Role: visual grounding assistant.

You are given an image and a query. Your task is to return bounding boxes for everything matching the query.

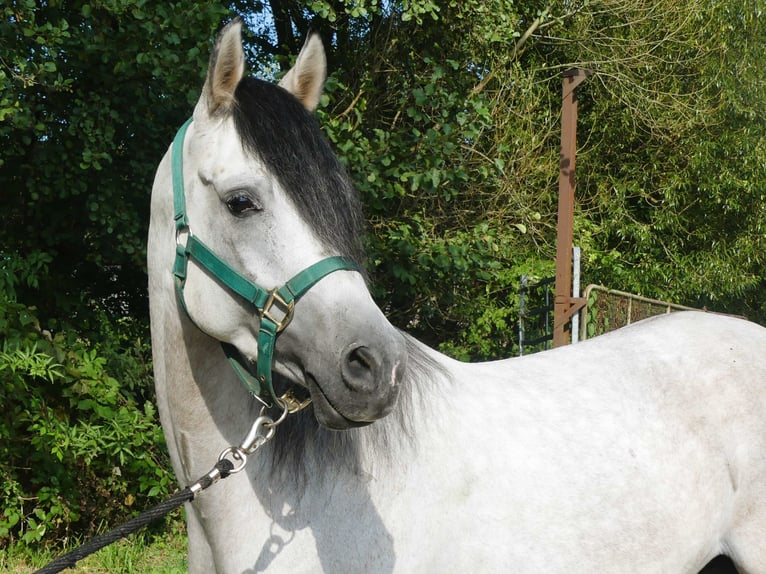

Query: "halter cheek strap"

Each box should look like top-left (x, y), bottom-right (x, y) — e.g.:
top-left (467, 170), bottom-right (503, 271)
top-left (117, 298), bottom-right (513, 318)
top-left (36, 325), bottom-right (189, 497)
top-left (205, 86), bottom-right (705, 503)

top-left (170, 118), bottom-right (359, 404)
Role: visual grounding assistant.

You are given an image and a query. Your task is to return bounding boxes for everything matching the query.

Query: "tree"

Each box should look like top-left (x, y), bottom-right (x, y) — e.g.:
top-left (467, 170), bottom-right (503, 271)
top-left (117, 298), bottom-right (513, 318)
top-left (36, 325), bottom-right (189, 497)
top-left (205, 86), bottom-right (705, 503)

top-left (548, 0), bottom-right (766, 320)
top-left (1, 1), bottom-right (230, 327)
top-left (4, 0), bottom-right (764, 349)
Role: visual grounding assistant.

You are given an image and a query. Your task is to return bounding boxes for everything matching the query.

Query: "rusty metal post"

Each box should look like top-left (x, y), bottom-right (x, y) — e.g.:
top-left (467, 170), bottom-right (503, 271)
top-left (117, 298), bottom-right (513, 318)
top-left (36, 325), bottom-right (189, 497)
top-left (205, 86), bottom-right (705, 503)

top-left (553, 69), bottom-right (590, 347)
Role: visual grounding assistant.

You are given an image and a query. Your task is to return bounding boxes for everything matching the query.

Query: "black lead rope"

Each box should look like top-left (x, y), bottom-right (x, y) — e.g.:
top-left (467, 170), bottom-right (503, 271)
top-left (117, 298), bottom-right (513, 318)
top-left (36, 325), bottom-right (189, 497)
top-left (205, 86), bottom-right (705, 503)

top-left (34, 459), bottom-right (235, 574)
top-left (34, 386), bottom-right (285, 573)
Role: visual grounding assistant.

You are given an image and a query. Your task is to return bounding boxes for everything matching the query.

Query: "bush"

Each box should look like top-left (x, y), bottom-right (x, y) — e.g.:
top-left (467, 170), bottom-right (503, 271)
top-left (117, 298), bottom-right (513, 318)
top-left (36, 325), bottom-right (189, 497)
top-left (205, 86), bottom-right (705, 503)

top-left (0, 253), bottom-right (174, 550)
top-left (319, 56), bottom-right (555, 360)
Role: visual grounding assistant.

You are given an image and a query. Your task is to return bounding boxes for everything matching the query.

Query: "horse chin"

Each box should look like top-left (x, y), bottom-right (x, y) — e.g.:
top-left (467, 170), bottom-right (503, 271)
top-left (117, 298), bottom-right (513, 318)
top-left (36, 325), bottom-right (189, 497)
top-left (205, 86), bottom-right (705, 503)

top-left (305, 375), bottom-right (375, 431)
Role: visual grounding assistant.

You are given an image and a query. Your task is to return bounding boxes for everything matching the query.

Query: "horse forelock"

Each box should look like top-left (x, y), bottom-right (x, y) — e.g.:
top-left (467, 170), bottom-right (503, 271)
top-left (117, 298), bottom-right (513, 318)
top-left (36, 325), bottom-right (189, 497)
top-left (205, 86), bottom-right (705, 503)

top-left (231, 77), bottom-right (366, 265)
top-left (266, 334), bottom-right (450, 493)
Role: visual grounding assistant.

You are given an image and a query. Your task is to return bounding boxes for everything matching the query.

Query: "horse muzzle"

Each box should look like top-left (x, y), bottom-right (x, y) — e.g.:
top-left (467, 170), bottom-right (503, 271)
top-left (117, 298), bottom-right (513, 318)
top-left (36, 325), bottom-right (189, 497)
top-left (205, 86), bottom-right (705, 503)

top-left (306, 339), bottom-right (407, 430)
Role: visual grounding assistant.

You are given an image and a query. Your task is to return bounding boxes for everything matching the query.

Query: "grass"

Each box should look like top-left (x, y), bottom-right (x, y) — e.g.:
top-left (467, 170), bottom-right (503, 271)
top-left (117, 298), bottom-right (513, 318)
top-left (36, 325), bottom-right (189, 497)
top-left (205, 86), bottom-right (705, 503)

top-left (1, 522), bottom-right (188, 574)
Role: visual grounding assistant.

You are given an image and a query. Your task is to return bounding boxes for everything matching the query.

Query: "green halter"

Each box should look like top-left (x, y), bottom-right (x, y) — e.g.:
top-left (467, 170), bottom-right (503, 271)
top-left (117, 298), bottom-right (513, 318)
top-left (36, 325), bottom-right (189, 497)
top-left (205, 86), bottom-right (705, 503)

top-left (170, 118), bottom-right (359, 405)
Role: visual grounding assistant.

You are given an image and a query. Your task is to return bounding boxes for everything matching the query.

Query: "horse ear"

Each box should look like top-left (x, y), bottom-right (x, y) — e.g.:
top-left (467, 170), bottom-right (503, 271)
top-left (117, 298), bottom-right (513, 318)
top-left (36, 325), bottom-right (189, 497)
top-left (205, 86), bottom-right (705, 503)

top-left (198, 18), bottom-right (245, 117)
top-left (278, 33), bottom-right (326, 113)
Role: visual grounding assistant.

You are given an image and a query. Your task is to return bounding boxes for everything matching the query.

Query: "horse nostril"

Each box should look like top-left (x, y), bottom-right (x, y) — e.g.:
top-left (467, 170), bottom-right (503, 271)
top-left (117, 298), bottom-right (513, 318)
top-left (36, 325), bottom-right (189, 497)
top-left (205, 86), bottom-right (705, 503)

top-left (349, 346), bottom-right (373, 370)
top-left (342, 345), bottom-right (380, 392)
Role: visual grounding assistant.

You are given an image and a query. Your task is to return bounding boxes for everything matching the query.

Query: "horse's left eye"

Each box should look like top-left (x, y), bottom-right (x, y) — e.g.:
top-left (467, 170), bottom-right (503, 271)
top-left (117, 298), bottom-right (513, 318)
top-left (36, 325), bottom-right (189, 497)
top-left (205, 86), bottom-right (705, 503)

top-left (226, 195), bottom-right (259, 215)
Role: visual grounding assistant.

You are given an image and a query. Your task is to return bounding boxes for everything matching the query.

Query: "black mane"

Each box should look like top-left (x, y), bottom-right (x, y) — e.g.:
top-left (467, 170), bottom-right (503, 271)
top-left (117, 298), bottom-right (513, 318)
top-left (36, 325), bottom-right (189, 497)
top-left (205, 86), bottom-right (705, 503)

top-left (232, 77), bottom-right (365, 264)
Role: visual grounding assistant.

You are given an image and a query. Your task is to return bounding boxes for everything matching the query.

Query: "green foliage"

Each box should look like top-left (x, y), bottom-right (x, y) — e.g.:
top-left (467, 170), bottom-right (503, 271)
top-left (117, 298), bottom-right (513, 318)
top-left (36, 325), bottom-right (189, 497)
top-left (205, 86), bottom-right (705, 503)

top-left (235, 0), bottom-right (766, 355)
top-left (4, 0), bottom-right (763, 354)
top-left (554, 0), bottom-right (766, 320)
top-left (0, 0), bottom-right (231, 324)
top-left (307, 3), bottom-right (557, 358)
top-left (0, 254), bottom-right (173, 550)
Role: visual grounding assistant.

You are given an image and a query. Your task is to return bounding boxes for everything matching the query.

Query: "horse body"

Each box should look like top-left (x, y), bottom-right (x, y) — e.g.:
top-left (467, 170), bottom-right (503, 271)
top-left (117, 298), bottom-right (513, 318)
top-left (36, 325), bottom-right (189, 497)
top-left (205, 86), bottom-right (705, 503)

top-left (149, 20), bottom-right (766, 574)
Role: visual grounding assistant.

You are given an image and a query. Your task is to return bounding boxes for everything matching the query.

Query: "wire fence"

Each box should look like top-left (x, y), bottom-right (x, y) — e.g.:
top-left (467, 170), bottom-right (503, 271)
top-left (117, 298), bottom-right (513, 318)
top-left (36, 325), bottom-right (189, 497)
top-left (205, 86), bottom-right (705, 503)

top-left (580, 285), bottom-right (697, 340)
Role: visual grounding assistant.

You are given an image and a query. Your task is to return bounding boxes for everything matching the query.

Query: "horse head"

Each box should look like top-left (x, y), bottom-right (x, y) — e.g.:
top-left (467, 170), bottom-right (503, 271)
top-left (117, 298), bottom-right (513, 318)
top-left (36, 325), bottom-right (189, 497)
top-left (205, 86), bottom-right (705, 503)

top-left (158, 19), bottom-right (407, 430)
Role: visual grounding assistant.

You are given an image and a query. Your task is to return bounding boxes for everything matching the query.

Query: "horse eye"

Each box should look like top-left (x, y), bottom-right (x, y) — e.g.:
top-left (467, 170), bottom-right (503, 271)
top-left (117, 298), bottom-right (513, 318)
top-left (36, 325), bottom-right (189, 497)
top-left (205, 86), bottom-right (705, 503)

top-left (226, 195), bottom-right (259, 215)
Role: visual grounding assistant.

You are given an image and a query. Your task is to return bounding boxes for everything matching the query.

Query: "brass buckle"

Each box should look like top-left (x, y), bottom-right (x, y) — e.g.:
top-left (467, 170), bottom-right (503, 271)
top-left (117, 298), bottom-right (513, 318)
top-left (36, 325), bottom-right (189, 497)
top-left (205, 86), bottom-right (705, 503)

top-left (277, 388), bottom-right (313, 414)
top-left (261, 288), bottom-right (295, 332)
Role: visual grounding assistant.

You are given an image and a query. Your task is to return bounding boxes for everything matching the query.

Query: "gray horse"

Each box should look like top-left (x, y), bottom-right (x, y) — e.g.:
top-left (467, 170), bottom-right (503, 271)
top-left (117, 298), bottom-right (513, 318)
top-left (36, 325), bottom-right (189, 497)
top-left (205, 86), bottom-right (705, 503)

top-left (148, 19), bottom-right (766, 574)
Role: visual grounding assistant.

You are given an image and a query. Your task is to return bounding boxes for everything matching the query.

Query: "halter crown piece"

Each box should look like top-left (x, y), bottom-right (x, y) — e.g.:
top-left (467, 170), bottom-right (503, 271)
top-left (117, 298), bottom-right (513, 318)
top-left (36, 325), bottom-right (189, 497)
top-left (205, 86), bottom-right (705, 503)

top-left (170, 118), bottom-right (359, 406)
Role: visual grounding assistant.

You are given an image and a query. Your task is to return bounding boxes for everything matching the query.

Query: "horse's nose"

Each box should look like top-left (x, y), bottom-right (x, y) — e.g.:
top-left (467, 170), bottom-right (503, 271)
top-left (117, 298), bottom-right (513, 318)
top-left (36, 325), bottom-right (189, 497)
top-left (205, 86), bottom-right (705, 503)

top-left (341, 344), bottom-right (388, 393)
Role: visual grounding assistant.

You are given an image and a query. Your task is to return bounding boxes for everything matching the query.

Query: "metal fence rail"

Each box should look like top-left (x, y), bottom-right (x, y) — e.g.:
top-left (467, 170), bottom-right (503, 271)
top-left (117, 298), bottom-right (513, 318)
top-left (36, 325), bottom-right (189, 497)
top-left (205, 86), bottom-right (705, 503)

top-left (580, 284), bottom-right (696, 340)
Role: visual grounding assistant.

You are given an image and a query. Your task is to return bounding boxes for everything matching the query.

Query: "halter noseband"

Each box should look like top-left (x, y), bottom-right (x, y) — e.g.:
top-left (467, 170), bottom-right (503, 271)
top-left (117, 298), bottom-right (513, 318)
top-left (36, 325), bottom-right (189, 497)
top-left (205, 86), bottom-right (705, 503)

top-left (170, 118), bottom-right (359, 405)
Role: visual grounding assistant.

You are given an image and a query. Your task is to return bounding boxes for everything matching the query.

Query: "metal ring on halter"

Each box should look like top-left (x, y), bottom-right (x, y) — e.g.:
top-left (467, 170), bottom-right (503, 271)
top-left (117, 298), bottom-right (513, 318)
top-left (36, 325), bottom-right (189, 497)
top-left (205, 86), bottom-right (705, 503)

top-left (265, 398), bottom-right (290, 428)
top-left (175, 225), bottom-right (193, 250)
